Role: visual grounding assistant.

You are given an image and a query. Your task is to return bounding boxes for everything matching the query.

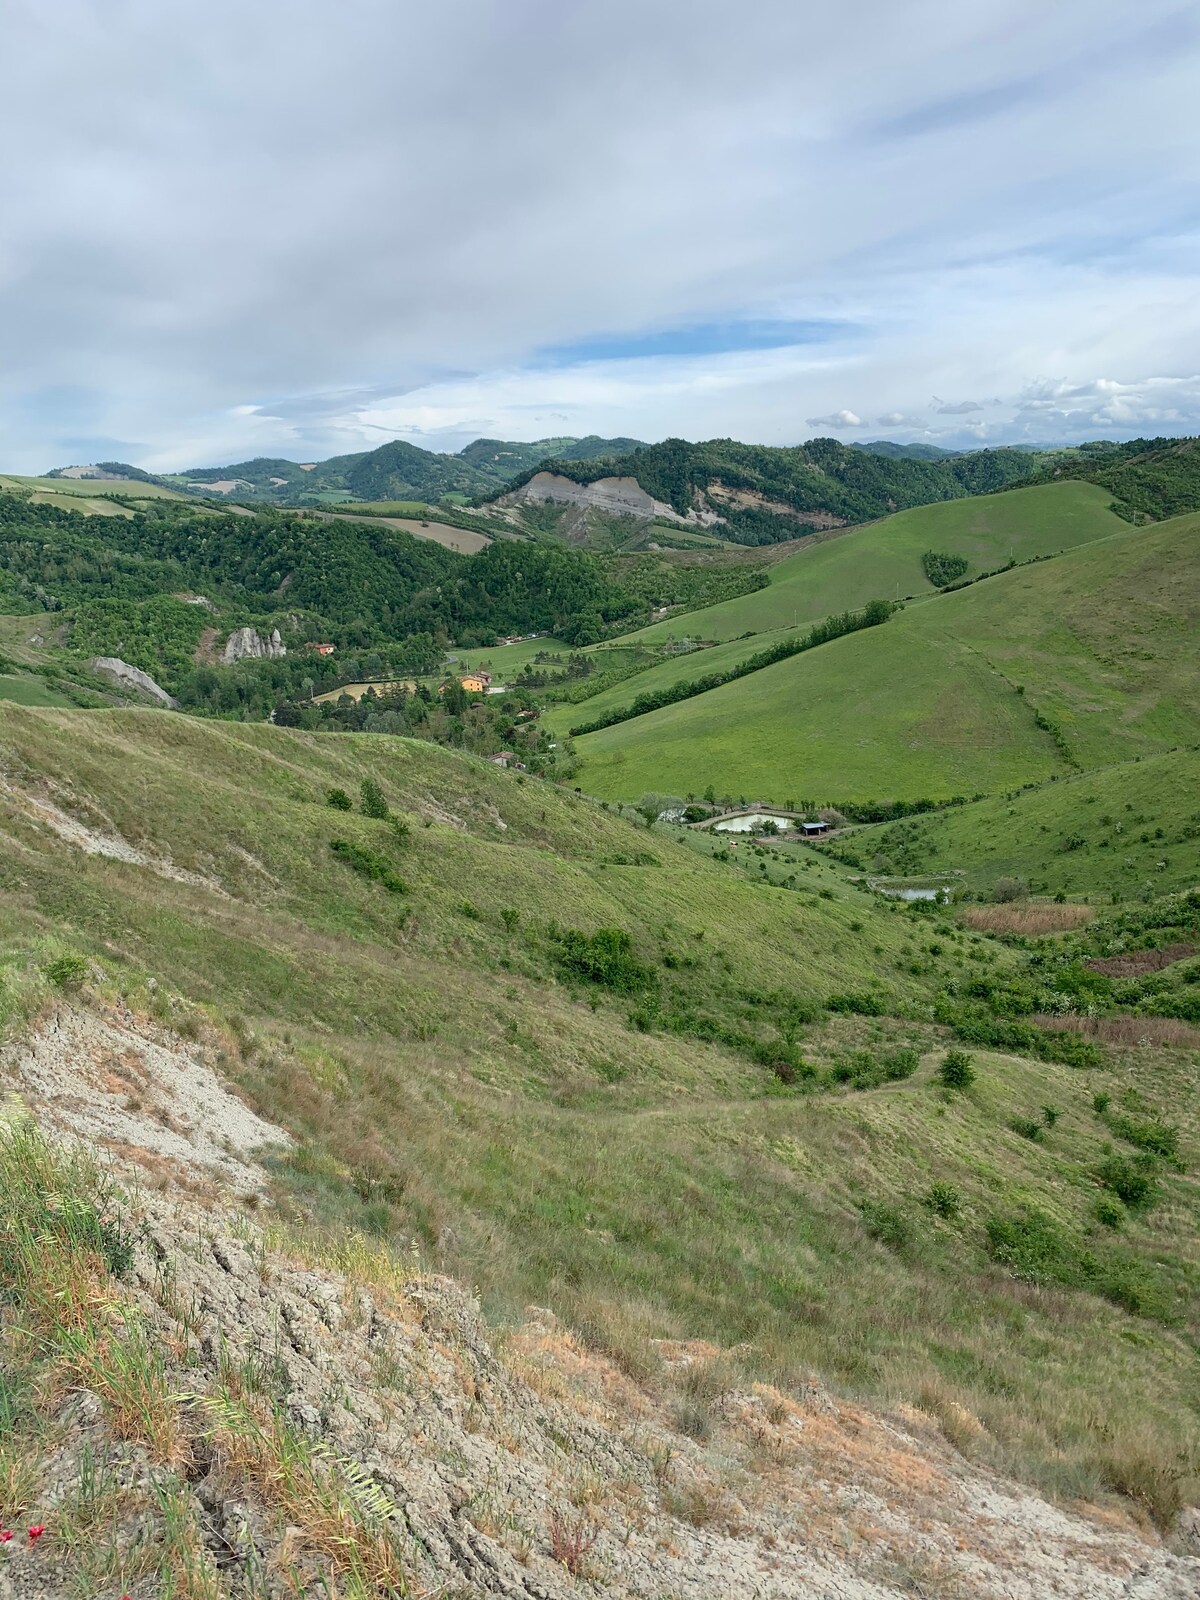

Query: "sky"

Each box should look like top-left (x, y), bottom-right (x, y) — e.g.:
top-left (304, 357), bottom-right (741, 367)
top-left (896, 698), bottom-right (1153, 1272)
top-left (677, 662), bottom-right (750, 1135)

top-left (2, 0), bottom-right (1199, 471)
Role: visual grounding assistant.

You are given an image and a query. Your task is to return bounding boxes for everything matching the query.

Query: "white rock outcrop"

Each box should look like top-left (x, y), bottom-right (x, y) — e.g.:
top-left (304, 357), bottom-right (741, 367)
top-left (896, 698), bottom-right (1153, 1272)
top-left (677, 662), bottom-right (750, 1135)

top-left (222, 625), bottom-right (286, 663)
top-left (88, 656), bottom-right (179, 708)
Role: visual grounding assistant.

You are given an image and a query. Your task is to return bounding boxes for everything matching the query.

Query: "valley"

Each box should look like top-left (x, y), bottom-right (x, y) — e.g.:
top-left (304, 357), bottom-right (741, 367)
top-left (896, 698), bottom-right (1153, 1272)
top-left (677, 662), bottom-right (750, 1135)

top-left (0, 430), bottom-right (1198, 1590)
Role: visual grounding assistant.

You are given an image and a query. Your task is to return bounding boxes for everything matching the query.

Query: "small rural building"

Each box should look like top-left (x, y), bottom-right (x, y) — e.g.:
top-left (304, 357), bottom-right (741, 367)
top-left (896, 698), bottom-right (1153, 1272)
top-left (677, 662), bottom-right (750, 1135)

top-left (801, 820), bottom-right (830, 836)
top-left (489, 751), bottom-right (516, 766)
top-left (460, 671), bottom-right (492, 694)
top-left (306, 642), bottom-right (336, 657)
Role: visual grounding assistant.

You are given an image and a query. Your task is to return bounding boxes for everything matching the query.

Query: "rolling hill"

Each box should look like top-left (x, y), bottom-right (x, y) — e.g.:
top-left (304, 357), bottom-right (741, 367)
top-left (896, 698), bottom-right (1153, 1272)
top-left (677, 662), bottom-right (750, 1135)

top-left (621, 479), bottom-right (1126, 647)
top-left (832, 747), bottom-right (1200, 899)
top-left (1, 701), bottom-right (1197, 1533)
top-left (156, 433), bottom-right (646, 505)
top-left (568, 512), bottom-right (1200, 805)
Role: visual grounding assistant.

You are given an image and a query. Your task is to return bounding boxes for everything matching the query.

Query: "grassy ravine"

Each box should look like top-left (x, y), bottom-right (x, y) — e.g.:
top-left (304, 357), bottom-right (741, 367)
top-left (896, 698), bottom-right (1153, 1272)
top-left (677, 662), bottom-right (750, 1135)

top-left (572, 512), bottom-right (1200, 804)
top-left (1, 705), bottom-right (1198, 1524)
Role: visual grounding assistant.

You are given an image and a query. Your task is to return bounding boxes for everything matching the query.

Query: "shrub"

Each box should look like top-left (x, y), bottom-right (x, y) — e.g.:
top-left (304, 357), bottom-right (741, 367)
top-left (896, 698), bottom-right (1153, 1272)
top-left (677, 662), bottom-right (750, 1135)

top-left (826, 990), bottom-right (884, 1016)
top-left (388, 816), bottom-right (411, 845)
top-left (1094, 1195), bottom-right (1125, 1228)
top-left (1105, 1114), bottom-right (1180, 1164)
top-left (329, 839), bottom-right (407, 894)
top-left (500, 907), bottom-right (520, 933)
top-left (1097, 1155), bottom-right (1159, 1210)
top-left (359, 777), bottom-right (390, 820)
top-left (1010, 1116), bottom-right (1044, 1142)
top-left (325, 787), bottom-right (353, 811)
top-left (993, 876), bottom-right (1030, 903)
top-left (1042, 1104), bottom-right (1061, 1127)
top-left (553, 926), bottom-right (653, 992)
top-left (985, 1208), bottom-right (1071, 1283)
top-left (939, 1049), bottom-right (975, 1089)
top-left (1092, 1092), bottom-right (1111, 1115)
top-left (43, 954), bottom-right (89, 991)
top-left (457, 900), bottom-right (481, 920)
top-left (924, 1182), bottom-right (961, 1217)
top-left (860, 1201), bottom-right (912, 1251)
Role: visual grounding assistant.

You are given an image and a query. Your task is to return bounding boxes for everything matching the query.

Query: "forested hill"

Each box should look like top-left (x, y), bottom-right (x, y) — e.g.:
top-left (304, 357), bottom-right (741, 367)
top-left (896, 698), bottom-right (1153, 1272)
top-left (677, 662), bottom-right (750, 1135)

top-left (1051, 434), bottom-right (1200, 522)
top-left (0, 487), bottom-right (764, 702)
top-left (153, 434), bottom-right (646, 505)
top-left (492, 436), bottom-right (1046, 542)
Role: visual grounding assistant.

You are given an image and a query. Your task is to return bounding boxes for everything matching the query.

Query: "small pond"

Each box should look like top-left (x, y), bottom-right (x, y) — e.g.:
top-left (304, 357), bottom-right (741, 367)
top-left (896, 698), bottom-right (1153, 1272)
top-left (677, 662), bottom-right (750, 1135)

top-left (711, 812), bottom-right (793, 833)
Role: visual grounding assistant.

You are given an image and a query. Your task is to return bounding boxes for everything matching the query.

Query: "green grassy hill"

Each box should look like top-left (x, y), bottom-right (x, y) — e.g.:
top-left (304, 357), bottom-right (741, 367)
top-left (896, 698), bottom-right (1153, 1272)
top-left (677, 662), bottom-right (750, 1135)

top-left (1, 703), bottom-right (1197, 1520)
top-left (570, 513), bottom-right (1200, 804)
top-left (624, 481), bottom-right (1125, 647)
top-left (835, 748), bottom-right (1200, 899)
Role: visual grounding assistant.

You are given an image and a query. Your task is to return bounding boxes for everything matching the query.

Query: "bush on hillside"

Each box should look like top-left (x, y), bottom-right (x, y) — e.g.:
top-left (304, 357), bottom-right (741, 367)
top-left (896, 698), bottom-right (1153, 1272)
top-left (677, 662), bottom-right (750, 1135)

top-left (326, 787), bottom-right (353, 811)
top-left (922, 550), bottom-right (969, 587)
top-left (329, 838), bottom-right (407, 894)
top-left (553, 926), bottom-right (653, 993)
top-left (939, 1049), bottom-right (975, 1089)
top-left (43, 954), bottom-right (89, 991)
top-left (360, 778), bottom-right (390, 820)
top-left (993, 876), bottom-right (1030, 903)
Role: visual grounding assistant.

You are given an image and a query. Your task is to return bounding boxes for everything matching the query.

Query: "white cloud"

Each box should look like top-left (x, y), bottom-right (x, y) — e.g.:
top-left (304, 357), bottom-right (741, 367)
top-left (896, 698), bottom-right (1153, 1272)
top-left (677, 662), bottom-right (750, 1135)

top-left (1, 2), bottom-right (1199, 467)
top-left (806, 409), bottom-right (863, 428)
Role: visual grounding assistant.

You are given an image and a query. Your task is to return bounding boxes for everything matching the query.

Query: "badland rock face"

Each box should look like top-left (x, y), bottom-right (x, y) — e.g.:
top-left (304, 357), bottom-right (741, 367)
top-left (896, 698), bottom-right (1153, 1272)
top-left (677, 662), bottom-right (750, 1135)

top-left (0, 1001), bottom-right (1195, 1599)
top-left (87, 656), bottom-right (179, 707)
top-left (222, 626), bottom-right (286, 663)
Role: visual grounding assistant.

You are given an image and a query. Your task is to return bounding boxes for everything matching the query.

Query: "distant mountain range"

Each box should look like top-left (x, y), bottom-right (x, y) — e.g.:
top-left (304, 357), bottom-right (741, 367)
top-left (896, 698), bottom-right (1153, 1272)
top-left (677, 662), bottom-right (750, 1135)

top-left (45, 435), bottom-right (648, 507)
top-left (43, 432), bottom-right (1200, 539)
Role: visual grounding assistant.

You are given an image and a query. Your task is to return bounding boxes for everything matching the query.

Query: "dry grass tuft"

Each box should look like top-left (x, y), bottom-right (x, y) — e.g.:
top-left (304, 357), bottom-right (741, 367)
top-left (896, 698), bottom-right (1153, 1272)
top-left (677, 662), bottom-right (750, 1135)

top-left (547, 1507), bottom-right (599, 1575)
top-left (959, 902), bottom-right (1094, 935)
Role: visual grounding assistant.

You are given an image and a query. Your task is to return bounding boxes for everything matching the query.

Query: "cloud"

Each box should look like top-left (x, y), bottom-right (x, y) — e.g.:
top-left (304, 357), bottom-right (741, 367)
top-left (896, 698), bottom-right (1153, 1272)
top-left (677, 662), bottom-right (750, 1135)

top-left (1, 2), bottom-right (1199, 468)
top-left (806, 409), bottom-right (863, 428)
top-left (933, 398), bottom-right (985, 415)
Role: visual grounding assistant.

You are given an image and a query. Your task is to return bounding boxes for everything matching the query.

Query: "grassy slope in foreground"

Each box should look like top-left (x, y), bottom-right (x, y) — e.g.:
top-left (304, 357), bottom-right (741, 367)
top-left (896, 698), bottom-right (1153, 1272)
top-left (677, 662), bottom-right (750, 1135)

top-left (621, 480), bottom-right (1125, 647)
top-left (573, 513), bottom-right (1200, 804)
top-left (0, 704), bottom-right (1197, 1514)
top-left (844, 748), bottom-right (1200, 899)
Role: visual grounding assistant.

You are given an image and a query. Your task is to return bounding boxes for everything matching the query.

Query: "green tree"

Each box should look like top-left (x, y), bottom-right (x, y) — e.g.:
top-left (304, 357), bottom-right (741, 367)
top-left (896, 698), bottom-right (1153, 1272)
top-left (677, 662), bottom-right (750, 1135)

top-left (939, 1049), bottom-right (975, 1090)
top-left (360, 778), bottom-right (390, 820)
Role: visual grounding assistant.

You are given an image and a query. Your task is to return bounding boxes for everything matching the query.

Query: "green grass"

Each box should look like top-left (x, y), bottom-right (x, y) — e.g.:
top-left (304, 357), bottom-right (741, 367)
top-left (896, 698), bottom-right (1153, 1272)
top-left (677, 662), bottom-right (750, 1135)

top-left (0, 674), bottom-right (72, 707)
top-left (0, 474), bottom-right (187, 502)
top-left (622, 481), bottom-right (1125, 647)
top-left (445, 635), bottom-right (574, 678)
top-left (840, 748), bottom-right (1200, 898)
top-left (0, 704), bottom-right (1197, 1522)
top-left (572, 514), bottom-right (1200, 804)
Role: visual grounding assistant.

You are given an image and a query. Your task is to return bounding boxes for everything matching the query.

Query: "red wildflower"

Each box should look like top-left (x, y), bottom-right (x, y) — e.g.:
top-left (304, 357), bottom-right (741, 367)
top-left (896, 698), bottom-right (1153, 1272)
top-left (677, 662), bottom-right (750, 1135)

top-left (26, 1526), bottom-right (45, 1545)
top-left (0, 1530), bottom-right (12, 1542)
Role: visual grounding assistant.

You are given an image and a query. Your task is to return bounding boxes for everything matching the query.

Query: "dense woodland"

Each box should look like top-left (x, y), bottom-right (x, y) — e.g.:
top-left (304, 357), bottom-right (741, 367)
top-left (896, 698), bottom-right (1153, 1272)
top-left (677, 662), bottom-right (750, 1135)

top-left (494, 436), bottom-right (1048, 542)
top-left (0, 490), bottom-right (764, 693)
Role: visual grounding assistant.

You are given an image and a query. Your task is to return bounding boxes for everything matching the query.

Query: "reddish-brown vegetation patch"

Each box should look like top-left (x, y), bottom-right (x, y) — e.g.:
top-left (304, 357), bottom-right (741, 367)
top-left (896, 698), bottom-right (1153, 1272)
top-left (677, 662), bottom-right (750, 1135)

top-left (960, 902), bottom-right (1095, 935)
top-left (1085, 943), bottom-right (1195, 978)
top-left (1033, 1013), bottom-right (1200, 1049)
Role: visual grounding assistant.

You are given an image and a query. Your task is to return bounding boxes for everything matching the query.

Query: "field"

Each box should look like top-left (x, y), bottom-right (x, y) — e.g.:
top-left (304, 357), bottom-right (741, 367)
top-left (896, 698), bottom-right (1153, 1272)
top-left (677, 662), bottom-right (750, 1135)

top-left (0, 474), bottom-right (189, 518)
top-left (570, 514), bottom-right (1200, 804)
top-left (322, 509), bottom-right (492, 554)
top-left (837, 748), bottom-right (1200, 899)
top-left (0, 703), bottom-right (1197, 1522)
top-left (445, 635), bottom-right (574, 677)
top-left (0, 673), bottom-right (71, 706)
top-left (622, 481), bottom-right (1125, 646)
